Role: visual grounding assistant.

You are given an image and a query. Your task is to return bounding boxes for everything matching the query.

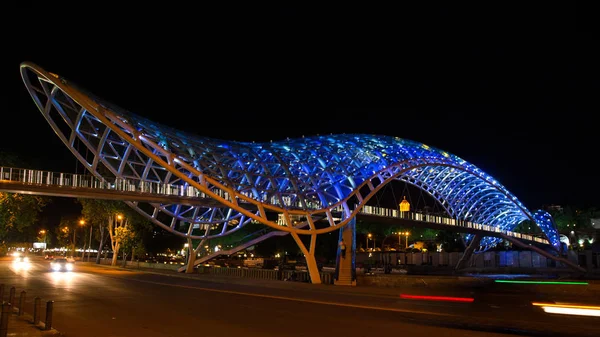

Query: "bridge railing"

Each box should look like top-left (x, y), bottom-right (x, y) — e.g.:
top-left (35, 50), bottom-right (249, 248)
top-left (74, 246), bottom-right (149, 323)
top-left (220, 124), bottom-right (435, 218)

top-left (0, 166), bottom-right (211, 199)
top-left (0, 166), bottom-right (342, 211)
top-left (358, 204), bottom-right (549, 244)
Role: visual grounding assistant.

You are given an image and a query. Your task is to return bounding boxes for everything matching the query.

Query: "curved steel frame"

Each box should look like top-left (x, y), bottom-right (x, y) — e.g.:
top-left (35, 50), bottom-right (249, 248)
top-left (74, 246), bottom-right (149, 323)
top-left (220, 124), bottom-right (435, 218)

top-left (19, 62), bottom-right (560, 253)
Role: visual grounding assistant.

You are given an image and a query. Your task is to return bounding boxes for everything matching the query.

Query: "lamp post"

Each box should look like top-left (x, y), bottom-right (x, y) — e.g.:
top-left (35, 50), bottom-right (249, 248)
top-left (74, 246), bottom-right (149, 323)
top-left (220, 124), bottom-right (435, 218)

top-left (367, 233), bottom-right (372, 251)
top-left (79, 219), bottom-right (92, 260)
top-left (72, 219), bottom-right (85, 258)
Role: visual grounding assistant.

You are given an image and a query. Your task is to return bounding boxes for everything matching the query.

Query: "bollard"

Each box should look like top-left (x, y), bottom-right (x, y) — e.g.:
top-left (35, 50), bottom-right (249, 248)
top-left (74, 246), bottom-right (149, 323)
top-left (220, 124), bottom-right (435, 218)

top-left (44, 300), bottom-right (53, 330)
top-left (18, 291), bottom-right (26, 316)
top-left (0, 302), bottom-right (11, 337)
top-left (33, 297), bottom-right (41, 325)
top-left (0, 284), bottom-right (4, 302)
top-left (8, 288), bottom-right (15, 307)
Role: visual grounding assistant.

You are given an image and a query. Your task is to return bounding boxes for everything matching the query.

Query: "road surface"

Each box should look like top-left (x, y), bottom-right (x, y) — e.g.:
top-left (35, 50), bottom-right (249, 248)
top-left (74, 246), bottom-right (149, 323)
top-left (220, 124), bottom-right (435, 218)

top-left (1, 257), bottom-right (598, 337)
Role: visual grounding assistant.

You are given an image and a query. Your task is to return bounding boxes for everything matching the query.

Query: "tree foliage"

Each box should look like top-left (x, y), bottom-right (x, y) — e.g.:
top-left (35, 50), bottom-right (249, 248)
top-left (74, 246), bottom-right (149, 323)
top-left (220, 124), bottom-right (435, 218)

top-left (551, 206), bottom-right (599, 232)
top-left (207, 221), bottom-right (265, 249)
top-left (115, 225), bottom-right (136, 265)
top-left (0, 152), bottom-right (49, 242)
top-left (0, 193), bottom-right (48, 240)
top-left (78, 199), bottom-right (152, 265)
top-left (54, 217), bottom-right (74, 248)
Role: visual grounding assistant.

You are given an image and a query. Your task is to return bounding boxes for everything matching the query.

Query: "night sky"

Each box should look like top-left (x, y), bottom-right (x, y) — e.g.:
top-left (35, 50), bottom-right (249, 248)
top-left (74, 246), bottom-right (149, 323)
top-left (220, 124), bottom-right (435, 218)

top-left (1, 4), bottom-right (593, 212)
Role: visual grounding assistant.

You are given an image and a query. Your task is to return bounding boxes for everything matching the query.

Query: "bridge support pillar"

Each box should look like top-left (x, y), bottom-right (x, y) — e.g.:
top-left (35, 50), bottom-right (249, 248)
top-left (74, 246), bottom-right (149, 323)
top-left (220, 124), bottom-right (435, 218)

top-left (335, 217), bottom-right (356, 286)
top-left (184, 237), bottom-right (205, 274)
top-left (291, 232), bottom-right (321, 284)
top-left (455, 234), bottom-right (482, 271)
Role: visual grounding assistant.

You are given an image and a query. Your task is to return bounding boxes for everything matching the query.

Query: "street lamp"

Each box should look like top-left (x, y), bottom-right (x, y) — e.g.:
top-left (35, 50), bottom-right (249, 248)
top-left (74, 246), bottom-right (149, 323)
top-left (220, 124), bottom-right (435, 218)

top-left (39, 230), bottom-right (47, 244)
top-left (367, 233), bottom-right (372, 251)
top-left (71, 219), bottom-right (85, 257)
top-left (79, 219), bottom-right (93, 261)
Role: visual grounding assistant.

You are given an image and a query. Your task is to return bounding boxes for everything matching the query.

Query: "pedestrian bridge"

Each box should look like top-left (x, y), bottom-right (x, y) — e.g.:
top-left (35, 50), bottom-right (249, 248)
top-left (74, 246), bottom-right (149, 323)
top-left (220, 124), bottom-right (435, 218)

top-left (16, 61), bottom-right (573, 283)
top-left (0, 165), bottom-right (548, 246)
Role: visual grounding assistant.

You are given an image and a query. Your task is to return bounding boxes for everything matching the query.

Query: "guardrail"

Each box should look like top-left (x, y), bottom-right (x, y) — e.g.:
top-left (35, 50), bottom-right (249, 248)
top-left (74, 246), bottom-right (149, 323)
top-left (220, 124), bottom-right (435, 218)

top-left (196, 266), bottom-right (335, 284)
top-left (358, 205), bottom-right (549, 244)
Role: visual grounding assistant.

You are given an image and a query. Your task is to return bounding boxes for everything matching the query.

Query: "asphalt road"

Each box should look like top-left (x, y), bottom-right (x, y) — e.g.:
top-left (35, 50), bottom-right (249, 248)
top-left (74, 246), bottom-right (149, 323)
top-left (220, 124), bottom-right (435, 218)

top-left (1, 257), bottom-right (599, 337)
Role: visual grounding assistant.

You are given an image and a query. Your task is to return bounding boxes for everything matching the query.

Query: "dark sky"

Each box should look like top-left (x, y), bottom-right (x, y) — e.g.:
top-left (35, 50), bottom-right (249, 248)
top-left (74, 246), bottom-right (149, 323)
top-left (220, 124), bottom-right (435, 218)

top-left (0, 3), bottom-right (594, 211)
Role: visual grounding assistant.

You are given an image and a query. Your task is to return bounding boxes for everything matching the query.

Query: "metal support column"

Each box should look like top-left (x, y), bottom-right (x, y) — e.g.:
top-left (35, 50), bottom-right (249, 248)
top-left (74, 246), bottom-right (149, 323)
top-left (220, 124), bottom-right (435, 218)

top-left (455, 234), bottom-right (482, 270)
top-left (334, 217), bottom-right (356, 286)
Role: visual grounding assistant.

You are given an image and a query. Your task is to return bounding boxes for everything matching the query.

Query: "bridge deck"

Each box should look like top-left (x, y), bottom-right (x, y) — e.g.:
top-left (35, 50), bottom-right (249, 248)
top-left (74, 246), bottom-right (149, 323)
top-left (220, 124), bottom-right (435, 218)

top-left (0, 166), bottom-right (548, 246)
top-left (0, 180), bottom-right (223, 207)
top-left (349, 205), bottom-right (549, 245)
top-left (355, 213), bottom-right (540, 242)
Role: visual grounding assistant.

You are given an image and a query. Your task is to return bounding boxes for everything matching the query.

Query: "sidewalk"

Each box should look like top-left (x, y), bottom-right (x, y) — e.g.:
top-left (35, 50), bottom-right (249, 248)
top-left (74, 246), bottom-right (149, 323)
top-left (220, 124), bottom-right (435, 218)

top-left (5, 311), bottom-right (61, 336)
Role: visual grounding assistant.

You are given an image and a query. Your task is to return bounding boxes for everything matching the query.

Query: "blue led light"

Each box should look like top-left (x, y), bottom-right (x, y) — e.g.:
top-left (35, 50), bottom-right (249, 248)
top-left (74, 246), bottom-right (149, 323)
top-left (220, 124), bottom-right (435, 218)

top-left (532, 210), bottom-right (561, 249)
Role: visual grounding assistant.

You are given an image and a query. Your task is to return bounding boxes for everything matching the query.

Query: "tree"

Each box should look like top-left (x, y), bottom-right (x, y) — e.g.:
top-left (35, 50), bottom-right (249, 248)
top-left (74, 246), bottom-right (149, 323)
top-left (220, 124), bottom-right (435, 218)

top-left (132, 244), bottom-right (147, 262)
top-left (120, 206), bottom-right (152, 263)
top-left (553, 206), bottom-right (577, 232)
top-left (513, 220), bottom-right (537, 233)
top-left (79, 199), bottom-right (120, 264)
top-left (208, 221), bottom-right (266, 250)
top-left (435, 230), bottom-right (464, 252)
top-left (0, 152), bottom-right (49, 242)
top-left (115, 226), bottom-right (135, 267)
top-left (78, 199), bottom-right (152, 265)
top-left (54, 220), bottom-right (72, 248)
top-left (0, 193), bottom-right (48, 242)
top-left (100, 202), bottom-right (151, 267)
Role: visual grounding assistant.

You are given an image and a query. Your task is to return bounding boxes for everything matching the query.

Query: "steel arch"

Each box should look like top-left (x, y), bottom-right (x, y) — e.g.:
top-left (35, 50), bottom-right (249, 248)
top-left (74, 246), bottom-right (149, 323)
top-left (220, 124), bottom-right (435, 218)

top-left (20, 62), bottom-right (560, 249)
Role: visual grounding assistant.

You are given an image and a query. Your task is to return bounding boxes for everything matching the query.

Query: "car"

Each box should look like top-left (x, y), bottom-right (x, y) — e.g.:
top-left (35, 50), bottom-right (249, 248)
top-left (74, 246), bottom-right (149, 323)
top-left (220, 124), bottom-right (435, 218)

top-left (14, 255), bottom-right (30, 263)
top-left (50, 258), bottom-right (74, 272)
top-left (44, 254), bottom-right (54, 260)
top-left (12, 255), bottom-right (32, 270)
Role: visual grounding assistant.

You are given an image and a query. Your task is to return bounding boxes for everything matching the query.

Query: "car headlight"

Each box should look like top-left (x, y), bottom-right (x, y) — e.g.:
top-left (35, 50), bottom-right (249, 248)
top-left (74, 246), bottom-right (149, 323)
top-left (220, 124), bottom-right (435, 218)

top-left (51, 264), bottom-right (61, 271)
top-left (23, 257), bottom-right (29, 262)
top-left (66, 263), bottom-right (74, 271)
